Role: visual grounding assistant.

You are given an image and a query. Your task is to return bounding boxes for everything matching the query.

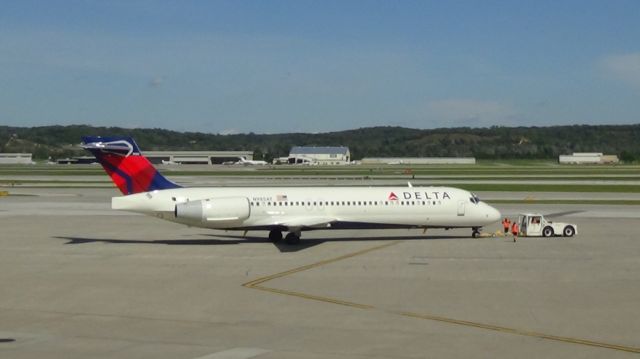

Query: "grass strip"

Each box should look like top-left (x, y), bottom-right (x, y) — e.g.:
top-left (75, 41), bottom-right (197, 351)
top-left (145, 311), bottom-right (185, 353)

top-left (0, 180), bottom-right (109, 184)
top-left (2, 165), bottom-right (640, 177)
top-left (3, 183), bottom-right (639, 194)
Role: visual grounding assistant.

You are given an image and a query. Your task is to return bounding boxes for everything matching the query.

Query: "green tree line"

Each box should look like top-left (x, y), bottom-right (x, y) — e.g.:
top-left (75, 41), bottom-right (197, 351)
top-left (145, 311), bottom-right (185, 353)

top-left (0, 124), bottom-right (638, 162)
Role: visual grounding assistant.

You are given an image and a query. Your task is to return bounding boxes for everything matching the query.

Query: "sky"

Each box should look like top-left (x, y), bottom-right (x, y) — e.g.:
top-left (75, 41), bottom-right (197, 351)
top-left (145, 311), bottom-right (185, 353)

top-left (1, 0), bottom-right (639, 134)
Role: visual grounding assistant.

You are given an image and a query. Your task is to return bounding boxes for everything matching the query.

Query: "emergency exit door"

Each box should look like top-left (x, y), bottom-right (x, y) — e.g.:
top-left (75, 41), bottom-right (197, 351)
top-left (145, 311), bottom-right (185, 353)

top-left (457, 201), bottom-right (465, 216)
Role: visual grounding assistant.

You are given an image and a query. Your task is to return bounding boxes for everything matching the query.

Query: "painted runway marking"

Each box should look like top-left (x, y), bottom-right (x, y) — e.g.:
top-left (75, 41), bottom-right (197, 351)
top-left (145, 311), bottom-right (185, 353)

top-left (192, 347), bottom-right (270, 359)
top-left (396, 311), bottom-right (640, 354)
top-left (242, 241), bottom-right (640, 354)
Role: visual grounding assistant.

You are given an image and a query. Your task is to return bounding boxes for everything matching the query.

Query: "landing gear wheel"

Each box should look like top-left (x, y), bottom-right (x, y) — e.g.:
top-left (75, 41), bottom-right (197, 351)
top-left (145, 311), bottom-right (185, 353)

top-left (563, 226), bottom-right (575, 237)
top-left (268, 229), bottom-right (283, 243)
top-left (285, 232), bottom-right (301, 245)
top-left (472, 227), bottom-right (481, 238)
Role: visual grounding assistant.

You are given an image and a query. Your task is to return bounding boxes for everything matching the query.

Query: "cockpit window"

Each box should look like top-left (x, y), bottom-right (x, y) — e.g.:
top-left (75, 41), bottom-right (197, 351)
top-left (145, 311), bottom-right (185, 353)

top-left (469, 193), bottom-right (481, 204)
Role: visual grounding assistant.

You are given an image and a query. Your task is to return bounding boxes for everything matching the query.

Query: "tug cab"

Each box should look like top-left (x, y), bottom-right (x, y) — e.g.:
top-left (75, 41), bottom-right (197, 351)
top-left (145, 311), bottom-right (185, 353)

top-left (517, 213), bottom-right (577, 237)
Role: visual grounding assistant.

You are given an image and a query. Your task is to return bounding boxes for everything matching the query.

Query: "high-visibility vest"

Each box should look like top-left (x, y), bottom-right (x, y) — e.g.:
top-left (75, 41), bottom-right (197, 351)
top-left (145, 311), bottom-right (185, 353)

top-left (511, 223), bottom-right (519, 234)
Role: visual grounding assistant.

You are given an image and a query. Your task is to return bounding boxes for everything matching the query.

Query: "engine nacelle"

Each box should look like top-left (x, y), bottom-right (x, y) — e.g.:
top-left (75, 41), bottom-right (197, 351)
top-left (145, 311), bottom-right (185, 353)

top-left (174, 197), bottom-right (250, 227)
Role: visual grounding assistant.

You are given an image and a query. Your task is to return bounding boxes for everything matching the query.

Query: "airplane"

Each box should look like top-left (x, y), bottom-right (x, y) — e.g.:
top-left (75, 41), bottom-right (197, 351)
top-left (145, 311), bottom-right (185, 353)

top-left (235, 156), bottom-right (268, 165)
top-left (81, 136), bottom-right (501, 244)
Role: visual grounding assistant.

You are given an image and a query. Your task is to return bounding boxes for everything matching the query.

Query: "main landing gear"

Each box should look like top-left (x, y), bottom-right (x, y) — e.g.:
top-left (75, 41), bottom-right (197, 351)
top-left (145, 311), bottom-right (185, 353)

top-left (268, 229), bottom-right (283, 243)
top-left (284, 232), bottom-right (301, 245)
top-left (268, 229), bottom-right (301, 245)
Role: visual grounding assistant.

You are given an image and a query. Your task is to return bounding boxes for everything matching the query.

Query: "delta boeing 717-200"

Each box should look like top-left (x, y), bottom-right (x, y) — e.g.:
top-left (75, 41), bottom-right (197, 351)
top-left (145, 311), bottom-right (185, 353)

top-left (82, 136), bottom-right (501, 244)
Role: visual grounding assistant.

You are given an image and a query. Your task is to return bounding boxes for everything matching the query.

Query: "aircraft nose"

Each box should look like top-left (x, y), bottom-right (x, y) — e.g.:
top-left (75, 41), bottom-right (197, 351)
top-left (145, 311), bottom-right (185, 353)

top-left (483, 203), bottom-right (501, 223)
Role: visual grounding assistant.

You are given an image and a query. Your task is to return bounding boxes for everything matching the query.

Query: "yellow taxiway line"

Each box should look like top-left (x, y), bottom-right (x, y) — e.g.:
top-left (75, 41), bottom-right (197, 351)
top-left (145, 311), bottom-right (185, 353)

top-left (242, 241), bottom-right (640, 354)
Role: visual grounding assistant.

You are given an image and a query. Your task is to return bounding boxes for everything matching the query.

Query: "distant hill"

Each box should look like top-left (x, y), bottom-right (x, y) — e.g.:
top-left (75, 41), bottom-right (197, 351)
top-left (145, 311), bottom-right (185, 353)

top-left (0, 124), bottom-right (638, 162)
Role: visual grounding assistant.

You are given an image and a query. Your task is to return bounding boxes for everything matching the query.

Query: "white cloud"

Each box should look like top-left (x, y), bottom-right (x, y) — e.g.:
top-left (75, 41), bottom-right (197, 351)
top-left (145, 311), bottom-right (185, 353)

top-left (148, 76), bottom-right (164, 88)
top-left (425, 99), bottom-right (518, 127)
top-left (601, 53), bottom-right (640, 87)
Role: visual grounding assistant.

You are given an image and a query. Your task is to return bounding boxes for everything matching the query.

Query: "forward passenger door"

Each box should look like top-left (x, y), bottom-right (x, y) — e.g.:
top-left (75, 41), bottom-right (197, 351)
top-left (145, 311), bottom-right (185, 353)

top-left (457, 201), bottom-right (465, 216)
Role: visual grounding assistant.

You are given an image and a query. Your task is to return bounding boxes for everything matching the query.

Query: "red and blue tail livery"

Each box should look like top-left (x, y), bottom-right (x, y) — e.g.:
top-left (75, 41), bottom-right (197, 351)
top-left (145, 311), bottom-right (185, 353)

top-left (81, 136), bottom-right (181, 195)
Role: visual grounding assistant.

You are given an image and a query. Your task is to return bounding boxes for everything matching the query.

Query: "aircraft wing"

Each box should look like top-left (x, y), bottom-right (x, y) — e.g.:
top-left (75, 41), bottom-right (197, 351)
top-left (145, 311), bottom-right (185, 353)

top-left (254, 216), bottom-right (337, 229)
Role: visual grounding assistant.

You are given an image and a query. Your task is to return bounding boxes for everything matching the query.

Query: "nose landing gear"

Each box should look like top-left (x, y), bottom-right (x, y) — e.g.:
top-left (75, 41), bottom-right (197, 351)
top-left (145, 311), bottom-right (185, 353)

top-left (472, 227), bottom-right (482, 238)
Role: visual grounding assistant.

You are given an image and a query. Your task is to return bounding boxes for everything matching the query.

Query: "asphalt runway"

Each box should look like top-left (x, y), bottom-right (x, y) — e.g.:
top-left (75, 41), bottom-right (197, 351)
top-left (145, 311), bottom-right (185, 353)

top-left (1, 188), bottom-right (639, 358)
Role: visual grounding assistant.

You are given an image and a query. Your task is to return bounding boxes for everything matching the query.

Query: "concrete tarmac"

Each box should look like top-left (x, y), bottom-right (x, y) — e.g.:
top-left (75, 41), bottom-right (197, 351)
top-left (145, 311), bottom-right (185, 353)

top-left (1, 188), bottom-right (639, 358)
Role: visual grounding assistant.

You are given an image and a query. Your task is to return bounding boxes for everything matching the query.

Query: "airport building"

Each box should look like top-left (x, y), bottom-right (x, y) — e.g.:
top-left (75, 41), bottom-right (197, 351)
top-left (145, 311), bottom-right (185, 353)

top-left (288, 146), bottom-right (351, 165)
top-left (144, 151), bottom-right (253, 165)
top-left (0, 153), bottom-right (34, 164)
top-left (361, 157), bottom-right (476, 165)
top-left (57, 156), bottom-right (97, 165)
top-left (559, 152), bottom-right (619, 164)
top-left (56, 151), bottom-right (253, 165)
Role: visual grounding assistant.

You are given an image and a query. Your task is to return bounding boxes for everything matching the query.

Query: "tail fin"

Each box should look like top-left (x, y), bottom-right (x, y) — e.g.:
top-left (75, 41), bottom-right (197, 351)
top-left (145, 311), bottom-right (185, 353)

top-left (81, 136), bottom-right (181, 195)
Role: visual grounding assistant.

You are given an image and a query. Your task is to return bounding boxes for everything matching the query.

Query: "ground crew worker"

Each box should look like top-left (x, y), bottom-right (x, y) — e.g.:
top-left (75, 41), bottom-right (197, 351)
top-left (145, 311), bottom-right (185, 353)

top-left (502, 217), bottom-right (511, 236)
top-left (511, 221), bottom-right (519, 242)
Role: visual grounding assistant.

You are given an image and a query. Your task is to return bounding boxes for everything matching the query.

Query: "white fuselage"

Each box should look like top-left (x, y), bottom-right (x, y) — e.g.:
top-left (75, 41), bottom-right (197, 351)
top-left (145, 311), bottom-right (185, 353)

top-left (112, 186), bottom-right (501, 231)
